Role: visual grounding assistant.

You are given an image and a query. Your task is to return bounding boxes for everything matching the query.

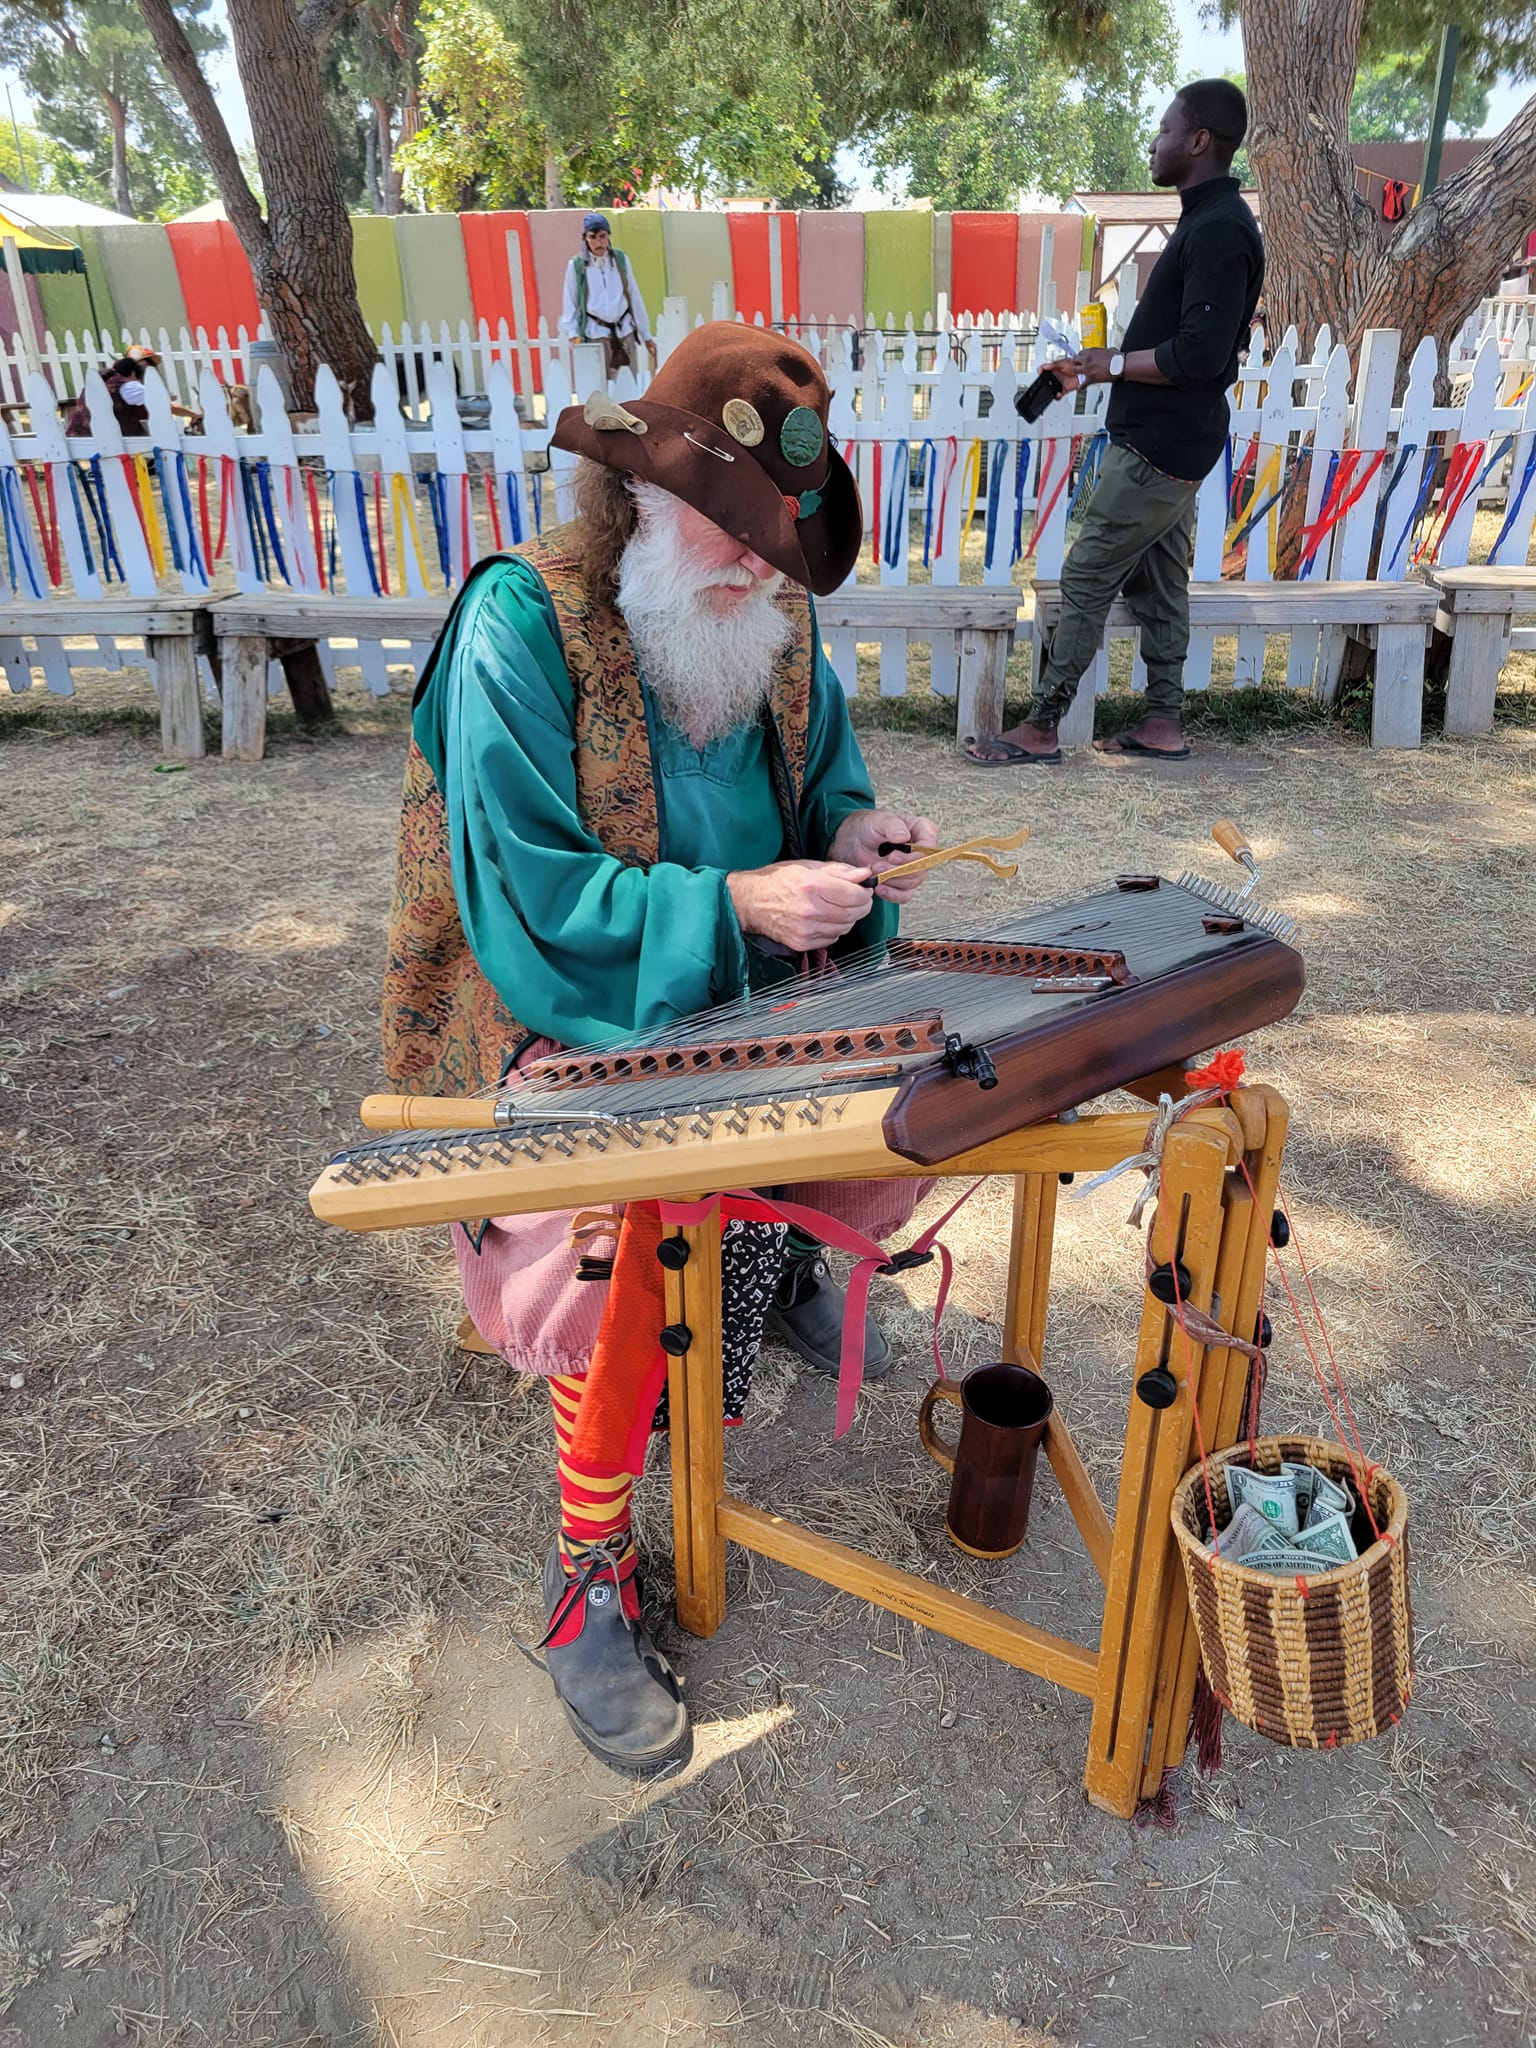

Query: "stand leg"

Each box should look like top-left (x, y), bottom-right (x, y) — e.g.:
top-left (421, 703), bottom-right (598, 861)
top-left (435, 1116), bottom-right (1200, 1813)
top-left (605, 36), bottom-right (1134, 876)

top-left (667, 1214), bottom-right (727, 1639)
top-left (1083, 1121), bottom-right (1230, 1818)
top-left (1002, 1170), bottom-right (1057, 1370)
top-left (1147, 1088), bottom-right (1289, 1789)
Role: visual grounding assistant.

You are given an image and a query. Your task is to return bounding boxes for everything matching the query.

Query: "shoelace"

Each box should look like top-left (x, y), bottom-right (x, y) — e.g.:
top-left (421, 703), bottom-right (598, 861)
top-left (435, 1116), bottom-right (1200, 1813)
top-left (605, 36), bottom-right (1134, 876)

top-left (527, 1530), bottom-right (635, 1664)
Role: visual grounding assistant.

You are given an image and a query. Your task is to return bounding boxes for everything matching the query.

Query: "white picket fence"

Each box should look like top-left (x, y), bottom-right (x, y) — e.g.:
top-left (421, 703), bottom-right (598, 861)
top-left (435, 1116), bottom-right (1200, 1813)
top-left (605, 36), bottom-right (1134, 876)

top-left (2, 315), bottom-right (1535, 709)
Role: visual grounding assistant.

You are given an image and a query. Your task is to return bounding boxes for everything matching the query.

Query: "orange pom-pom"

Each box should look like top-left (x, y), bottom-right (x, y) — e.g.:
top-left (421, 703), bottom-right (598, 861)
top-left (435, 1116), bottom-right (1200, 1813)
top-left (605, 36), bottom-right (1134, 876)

top-left (1185, 1048), bottom-right (1246, 1092)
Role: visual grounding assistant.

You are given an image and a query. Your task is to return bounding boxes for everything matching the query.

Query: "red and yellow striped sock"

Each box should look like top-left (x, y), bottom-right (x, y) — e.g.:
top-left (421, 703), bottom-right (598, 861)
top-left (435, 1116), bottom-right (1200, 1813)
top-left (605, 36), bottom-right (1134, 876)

top-left (550, 1373), bottom-right (636, 1577)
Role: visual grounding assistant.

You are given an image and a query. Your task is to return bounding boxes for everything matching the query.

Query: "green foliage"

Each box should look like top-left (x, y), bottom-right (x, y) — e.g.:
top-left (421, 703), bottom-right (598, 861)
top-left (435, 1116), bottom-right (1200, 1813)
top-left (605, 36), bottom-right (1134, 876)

top-left (1205, 1), bottom-right (1536, 94)
top-left (1348, 52), bottom-right (1490, 139)
top-left (0, 116), bottom-right (83, 193)
top-left (866, 0), bottom-right (1178, 207)
top-left (396, 0), bottom-right (545, 208)
top-left (0, 0), bottom-right (220, 217)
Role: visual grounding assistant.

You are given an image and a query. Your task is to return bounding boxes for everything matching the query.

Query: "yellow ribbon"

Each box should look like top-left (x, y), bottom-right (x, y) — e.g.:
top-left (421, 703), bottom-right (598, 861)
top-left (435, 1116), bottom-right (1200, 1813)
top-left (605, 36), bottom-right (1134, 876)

top-left (1223, 446), bottom-right (1282, 557)
top-left (959, 439), bottom-right (985, 550)
top-left (133, 454), bottom-right (167, 579)
top-left (389, 470), bottom-right (431, 590)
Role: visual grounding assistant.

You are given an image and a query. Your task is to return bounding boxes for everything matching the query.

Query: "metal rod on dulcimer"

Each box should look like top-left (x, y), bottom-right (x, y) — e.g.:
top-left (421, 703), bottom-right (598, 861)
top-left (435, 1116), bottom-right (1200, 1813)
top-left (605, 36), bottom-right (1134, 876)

top-left (1211, 818), bottom-right (1260, 898)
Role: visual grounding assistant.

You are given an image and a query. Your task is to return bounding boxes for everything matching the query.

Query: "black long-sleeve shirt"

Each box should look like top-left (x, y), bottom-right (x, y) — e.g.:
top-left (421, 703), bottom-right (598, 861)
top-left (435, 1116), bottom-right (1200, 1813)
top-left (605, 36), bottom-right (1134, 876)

top-left (1106, 176), bottom-right (1264, 482)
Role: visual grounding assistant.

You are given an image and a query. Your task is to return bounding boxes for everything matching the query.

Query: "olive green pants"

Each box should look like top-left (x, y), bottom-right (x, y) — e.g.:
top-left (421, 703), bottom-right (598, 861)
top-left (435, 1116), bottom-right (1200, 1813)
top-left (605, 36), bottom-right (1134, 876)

top-left (1032, 443), bottom-right (1199, 725)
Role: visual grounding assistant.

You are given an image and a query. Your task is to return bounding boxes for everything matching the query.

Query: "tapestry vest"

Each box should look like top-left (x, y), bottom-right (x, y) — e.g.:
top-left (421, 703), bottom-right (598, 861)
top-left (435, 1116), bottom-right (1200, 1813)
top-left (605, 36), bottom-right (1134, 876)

top-left (573, 248), bottom-right (635, 339)
top-left (380, 528), bottom-right (817, 1096)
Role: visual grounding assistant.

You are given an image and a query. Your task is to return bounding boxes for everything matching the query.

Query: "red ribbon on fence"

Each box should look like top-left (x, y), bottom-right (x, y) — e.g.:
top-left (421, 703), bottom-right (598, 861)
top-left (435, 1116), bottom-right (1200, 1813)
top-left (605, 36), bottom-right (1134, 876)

top-left (305, 467), bottom-right (328, 591)
top-left (1023, 436), bottom-right (1078, 563)
top-left (1294, 447), bottom-right (1385, 575)
top-left (373, 471), bottom-right (391, 596)
top-left (459, 474), bottom-right (473, 583)
top-left (24, 463), bottom-right (63, 589)
top-left (932, 435), bottom-right (959, 558)
top-left (484, 469), bottom-right (503, 551)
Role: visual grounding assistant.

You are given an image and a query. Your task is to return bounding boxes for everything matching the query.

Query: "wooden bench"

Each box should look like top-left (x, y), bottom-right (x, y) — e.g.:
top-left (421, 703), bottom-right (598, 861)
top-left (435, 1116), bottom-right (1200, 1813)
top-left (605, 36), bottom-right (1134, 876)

top-left (208, 587), bottom-right (1024, 762)
top-left (1029, 579), bottom-right (1442, 751)
top-left (0, 599), bottom-right (206, 758)
top-left (1429, 566), bottom-right (1536, 737)
top-left (816, 587), bottom-right (1023, 755)
top-left (205, 596), bottom-right (452, 760)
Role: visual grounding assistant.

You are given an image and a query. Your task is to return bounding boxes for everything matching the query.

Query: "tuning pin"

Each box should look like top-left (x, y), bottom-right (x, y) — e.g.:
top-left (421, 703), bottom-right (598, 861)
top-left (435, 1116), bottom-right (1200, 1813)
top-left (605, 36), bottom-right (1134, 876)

top-left (1269, 1209), bottom-right (1291, 1248)
top-left (1136, 1366), bottom-right (1178, 1409)
top-left (1147, 1261), bottom-right (1193, 1306)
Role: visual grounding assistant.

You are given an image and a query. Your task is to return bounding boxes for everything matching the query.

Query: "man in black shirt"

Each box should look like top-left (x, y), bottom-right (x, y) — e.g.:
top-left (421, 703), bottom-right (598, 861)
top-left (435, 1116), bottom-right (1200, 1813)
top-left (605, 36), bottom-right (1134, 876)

top-left (968, 79), bottom-right (1263, 765)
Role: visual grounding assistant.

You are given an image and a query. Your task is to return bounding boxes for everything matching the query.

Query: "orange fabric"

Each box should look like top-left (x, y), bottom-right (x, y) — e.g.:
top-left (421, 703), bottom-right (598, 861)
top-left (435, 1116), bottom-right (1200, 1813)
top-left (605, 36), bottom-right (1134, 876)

top-left (950, 213), bottom-right (1019, 319)
top-left (569, 1204), bottom-right (667, 1472)
top-left (165, 221), bottom-right (261, 349)
top-left (726, 212), bottom-right (800, 325)
top-left (459, 210), bottom-right (542, 392)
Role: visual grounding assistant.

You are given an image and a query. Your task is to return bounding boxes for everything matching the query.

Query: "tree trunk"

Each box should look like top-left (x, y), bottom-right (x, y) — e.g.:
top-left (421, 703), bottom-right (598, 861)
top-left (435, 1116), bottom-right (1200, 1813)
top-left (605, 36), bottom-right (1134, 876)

top-left (373, 96), bottom-right (401, 214)
top-left (364, 116), bottom-right (382, 212)
top-left (1243, 0), bottom-right (1536, 360)
top-left (544, 147), bottom-right (564, 208)
top-left (135, 0), bottom-right (378, 417)
top-left (104, 87), bottom-right (134, 218)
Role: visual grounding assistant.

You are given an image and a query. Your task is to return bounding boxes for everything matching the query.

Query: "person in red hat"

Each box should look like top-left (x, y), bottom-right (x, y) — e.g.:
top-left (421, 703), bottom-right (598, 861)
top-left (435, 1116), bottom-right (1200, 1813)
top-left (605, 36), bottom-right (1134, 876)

top-left (381, 323), bottom-right (938, 1773)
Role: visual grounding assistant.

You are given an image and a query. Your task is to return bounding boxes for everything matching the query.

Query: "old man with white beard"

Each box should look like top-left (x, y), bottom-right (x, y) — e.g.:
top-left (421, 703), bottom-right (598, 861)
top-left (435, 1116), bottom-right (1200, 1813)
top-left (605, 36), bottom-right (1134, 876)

top-left (381, 324), bottom-right (937, 1771)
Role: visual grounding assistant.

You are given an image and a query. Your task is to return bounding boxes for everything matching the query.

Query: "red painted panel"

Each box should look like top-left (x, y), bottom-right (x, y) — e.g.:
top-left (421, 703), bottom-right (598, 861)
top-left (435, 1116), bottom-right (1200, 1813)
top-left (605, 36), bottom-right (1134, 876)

top-left (165, 221), bottom-right (261, 365)
top-left (460, 210), bottom-right (542, 391)
top-left (949, 213), bottom-right (1019, 318)
top-left (725, 211), bottom-right (799, 325)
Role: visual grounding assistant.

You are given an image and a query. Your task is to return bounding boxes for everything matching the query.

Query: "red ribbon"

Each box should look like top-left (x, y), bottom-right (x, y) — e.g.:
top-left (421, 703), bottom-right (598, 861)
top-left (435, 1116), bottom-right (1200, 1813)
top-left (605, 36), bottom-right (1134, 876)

top-left (484, 470), bottom-right (503, 551)
top-left (24, 464), bottom-right (63, 588)
top-left (305, 467), bottom-right (328, 590)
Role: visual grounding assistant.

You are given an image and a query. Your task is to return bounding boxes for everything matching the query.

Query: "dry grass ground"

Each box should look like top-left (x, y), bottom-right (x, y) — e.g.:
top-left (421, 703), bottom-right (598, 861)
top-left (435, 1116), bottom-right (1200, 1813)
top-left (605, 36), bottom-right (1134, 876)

top-left (0, 666), bottom-right (1534, 2048)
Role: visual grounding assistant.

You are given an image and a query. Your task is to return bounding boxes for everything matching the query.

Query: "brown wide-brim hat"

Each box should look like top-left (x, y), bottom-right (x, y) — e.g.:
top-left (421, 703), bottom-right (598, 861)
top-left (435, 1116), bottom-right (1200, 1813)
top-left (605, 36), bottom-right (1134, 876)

top-left (551, 321), bottom-right (861, 596)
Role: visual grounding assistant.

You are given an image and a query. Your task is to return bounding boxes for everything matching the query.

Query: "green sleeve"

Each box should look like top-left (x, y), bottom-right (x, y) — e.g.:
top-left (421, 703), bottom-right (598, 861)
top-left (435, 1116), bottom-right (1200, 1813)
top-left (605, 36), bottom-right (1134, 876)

top-left (412, 557), bottom-right (750, 1048)
top-left (800, 605), bottom-right (898, 956)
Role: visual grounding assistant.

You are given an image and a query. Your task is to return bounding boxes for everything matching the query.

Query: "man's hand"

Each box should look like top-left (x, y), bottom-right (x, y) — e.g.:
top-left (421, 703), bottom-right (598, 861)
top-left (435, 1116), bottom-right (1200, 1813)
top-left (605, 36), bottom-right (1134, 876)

top-left (645, 338), bottom-right (658, 365)
top-left (727, 860), bottom-right (875, 952)
top-left (829, 809), bottom-right (940, 904)
top-left (1062, 348), bottom-right (1115, 387)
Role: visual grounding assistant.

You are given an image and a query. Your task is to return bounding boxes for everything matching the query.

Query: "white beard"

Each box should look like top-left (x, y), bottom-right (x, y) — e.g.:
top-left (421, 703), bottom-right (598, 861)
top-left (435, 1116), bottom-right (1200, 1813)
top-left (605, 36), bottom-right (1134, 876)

top-left (616, 482), bottom-right (792, 746)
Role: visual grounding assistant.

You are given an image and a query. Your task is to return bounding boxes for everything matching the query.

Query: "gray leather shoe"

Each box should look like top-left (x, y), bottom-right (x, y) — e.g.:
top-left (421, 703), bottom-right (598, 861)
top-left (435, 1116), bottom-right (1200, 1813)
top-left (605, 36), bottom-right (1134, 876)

top-left (540, 1537), bottom-right (690, 1775)
top-left (763, 1254), bottom-right (894, 1380)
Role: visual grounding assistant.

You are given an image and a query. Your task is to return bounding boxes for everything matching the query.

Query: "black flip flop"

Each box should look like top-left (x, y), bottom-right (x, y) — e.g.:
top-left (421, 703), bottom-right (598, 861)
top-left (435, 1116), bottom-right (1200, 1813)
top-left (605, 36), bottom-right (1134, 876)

top-left (962, 735), bottom-right (1063, 767)
top-left (1094, 734), bottom-right (1192, 761)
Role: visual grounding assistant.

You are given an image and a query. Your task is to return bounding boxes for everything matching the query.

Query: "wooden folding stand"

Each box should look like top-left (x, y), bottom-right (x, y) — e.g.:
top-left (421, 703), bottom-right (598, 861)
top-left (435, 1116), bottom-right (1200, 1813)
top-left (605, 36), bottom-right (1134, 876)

top-left (661, 1084), bottom-right (1288, 1819)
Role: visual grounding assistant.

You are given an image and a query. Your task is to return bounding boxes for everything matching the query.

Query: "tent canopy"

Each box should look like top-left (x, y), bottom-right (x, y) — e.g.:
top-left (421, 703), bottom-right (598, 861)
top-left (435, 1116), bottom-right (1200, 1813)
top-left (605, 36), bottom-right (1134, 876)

top-left (0, 209), bottom-right (87, 275)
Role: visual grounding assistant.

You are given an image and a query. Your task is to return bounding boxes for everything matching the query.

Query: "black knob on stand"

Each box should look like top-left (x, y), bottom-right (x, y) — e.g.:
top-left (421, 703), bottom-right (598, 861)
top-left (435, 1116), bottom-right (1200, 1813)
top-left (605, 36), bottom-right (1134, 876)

top-left (1136, 1367), bottom-right (1178, 1409)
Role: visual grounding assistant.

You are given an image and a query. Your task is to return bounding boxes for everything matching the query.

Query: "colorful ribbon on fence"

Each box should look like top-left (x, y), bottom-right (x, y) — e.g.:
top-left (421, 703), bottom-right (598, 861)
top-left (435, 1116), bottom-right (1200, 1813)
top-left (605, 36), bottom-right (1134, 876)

top-left (1063, 428), bottom-right (1107, 524)
top-left (305, 467), bottom-right (328, 590)
top-left (1413, 437), bottom-right (1501, 566)
top-left (1011, 438), bottom-right (1032, 564)
top-left (1024, 437), bottom-right (1075, 562)
top-left (0, 465), bottom-right (46, 599)
top-left (1382, 448), bottom-right (1438, 578)
top-left (870, 440), bottom-right (883, 568)
top-left (982, 439), bottom-right (1007, 572)
top-left (1488, 433), bottom-right (1536, 565)
top-left (881, 441), bottom-right (910, 569)
top-left (484, 469), bottom-right (504, 551)
top-left (390, 469), bottom-right (431, 589)
top-left (352, 471), bottom-right (382, 596)
top-left (932, 435), bottom-right (960, 559)
top-left (1295, 446), bottom-right (1386, 579)
top-left (22, 463), bottom-right (64, 589)
top-left (79, 459), bottom-right (124, 583)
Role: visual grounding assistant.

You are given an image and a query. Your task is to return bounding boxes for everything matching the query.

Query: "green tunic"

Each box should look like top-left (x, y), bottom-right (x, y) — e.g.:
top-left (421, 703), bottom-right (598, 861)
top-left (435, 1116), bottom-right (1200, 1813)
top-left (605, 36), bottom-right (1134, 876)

top-left (411, 556), bottom-right (893, 1049)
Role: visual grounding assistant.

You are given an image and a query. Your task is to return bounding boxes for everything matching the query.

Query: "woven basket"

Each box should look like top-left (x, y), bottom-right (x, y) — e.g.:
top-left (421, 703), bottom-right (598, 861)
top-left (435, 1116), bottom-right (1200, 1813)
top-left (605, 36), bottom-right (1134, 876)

top-left (1171, 1434), bottom-right (1414, 1749)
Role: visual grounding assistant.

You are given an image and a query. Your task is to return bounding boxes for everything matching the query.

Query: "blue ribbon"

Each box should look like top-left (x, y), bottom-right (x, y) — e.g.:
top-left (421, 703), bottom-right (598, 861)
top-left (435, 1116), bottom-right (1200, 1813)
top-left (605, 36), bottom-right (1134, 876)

top-left (82, 458), bottom-right (124, 582)
top-left (422, 471), bottom-right (451, 582)
top-left (350, 471), bottom-right (382, 597)
top-left (252, 460), bottom-right (290, 584)
top-left (0, 467), bottom-right (45, 599)
top-left (240, 459), bottom-right (272, 582)
top-left (529, 473), bottom-right (543, 536)
top-left (1063, 429), bottom-right (1107, 524)
top-left (502, 470), bottom-right (524, 546)
top-left (1489, 434), bottom-right (1536, 566)
top-left (1369, 441), bottom-right (1419, 558)
top-left (982, 440), bottom-right (1007, 572)
top-left (881, 440), bottom-right (910, 568)
top-left (151, 450), bottom-right (187, 576)
top-left (1011, 439), bottom-right (1033, 564)
top-left (918, 439), bottom-right (936, 568)
top-left (1383, 449), bottom-right (1438, 578)
top-left (172, 453), bottom-right (206, 583)
top-left (64, 462), bottom-right (97, 578)
top-left (323, 469), bottom-right (340, 586)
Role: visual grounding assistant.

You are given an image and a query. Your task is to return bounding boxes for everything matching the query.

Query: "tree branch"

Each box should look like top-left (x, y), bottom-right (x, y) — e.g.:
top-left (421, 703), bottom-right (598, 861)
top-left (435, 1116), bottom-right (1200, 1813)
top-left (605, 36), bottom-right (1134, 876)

top-left (297, 0), bottom-right (359, 56)
top-left (134, 0), bottom-right (270, 251)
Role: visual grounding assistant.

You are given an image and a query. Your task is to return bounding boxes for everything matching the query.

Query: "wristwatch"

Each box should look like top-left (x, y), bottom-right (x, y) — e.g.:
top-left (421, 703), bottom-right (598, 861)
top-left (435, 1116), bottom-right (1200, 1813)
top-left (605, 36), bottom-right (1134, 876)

top-left (1109, 352), bottom-right (1126, 379)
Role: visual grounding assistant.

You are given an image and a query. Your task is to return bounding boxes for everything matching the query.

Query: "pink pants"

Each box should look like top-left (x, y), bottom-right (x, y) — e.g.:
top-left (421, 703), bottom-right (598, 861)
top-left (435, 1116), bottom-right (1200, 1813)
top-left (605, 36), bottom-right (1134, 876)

top-left (453, 1176), bottom-right (928, 1377)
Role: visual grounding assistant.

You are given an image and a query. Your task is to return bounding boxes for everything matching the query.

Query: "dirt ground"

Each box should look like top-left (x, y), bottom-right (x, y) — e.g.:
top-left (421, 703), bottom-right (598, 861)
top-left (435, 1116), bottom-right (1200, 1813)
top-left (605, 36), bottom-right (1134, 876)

top-left (2, 676), bottom-right (1534, 2048)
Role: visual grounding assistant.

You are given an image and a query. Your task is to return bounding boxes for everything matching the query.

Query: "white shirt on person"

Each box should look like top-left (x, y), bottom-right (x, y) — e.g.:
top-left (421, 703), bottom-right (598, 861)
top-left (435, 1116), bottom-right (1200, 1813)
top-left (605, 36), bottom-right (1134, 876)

top-left (559, 251), bottom-right (652, 343)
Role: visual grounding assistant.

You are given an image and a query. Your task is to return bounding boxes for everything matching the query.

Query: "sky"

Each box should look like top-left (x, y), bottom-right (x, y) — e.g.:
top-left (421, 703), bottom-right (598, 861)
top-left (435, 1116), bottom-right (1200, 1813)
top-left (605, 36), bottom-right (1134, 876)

top-left (4, 0), bottom-right (1532, 189)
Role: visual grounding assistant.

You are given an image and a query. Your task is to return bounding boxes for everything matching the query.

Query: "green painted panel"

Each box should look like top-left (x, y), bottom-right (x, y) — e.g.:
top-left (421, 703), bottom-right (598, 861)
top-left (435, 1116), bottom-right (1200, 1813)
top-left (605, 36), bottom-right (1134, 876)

top-left (351, 214), bottom-right (408, 334)
top-left (93, 223), bottom-right (188, 340)
top-left (395, 213), bottom-right (474, 334)
top-left (68, 226), bottom-right (121, 343)
top-left (863, 209), bottom-right (933, 326)
top-left (661, 211), bottom-right (733, 323)
top-left (609, 208), bottom-right (666, 330)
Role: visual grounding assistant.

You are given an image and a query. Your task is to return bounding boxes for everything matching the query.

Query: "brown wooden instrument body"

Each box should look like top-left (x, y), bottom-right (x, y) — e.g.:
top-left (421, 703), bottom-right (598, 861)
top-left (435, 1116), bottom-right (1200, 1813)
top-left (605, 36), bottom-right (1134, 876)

top-left (882, 934), bottom-right (1304, 1164)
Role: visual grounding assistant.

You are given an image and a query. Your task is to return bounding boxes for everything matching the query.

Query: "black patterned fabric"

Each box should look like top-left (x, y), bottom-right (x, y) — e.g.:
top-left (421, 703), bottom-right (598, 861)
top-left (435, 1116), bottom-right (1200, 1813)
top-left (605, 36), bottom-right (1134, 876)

top-left (650, 1217), bottom-right (789, 1432)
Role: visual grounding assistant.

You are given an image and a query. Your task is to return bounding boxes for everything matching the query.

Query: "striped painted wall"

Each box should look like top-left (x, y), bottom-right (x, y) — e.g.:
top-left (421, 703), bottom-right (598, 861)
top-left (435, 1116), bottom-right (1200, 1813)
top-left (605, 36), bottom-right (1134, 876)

top-left (34, 208), bottom-right (1093, 360)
